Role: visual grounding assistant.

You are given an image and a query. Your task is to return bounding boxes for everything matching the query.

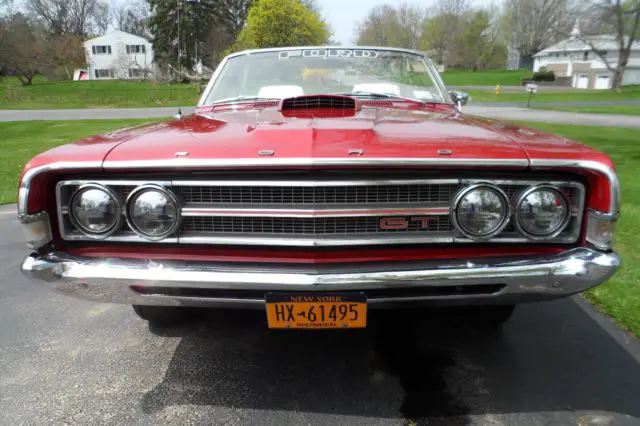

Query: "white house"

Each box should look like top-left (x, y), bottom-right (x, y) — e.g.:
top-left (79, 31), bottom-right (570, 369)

top-left (533, 32), bottom-right (640, 90)
top-left (83, 31), bottom-right (155, 80)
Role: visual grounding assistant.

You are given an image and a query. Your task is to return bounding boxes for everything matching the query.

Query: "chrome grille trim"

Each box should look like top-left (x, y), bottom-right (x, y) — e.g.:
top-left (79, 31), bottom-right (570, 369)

top-left (56, 178), bottom-right (586, 246)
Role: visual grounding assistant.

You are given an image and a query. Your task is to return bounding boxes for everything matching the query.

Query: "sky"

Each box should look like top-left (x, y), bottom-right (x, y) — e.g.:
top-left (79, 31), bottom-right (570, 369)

top-left (318, 0), bottom-right (496, 46)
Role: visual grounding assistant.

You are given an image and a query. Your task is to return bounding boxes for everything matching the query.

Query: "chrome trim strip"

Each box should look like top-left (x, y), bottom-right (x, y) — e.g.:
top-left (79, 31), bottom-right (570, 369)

top-left (171, 178), bottom-right (460, 187)
top-left (18, 161), bottom-right (102, 216)
top-left (102, 158), bottom-right (531, 170)
top-left (178, 233), bottom-right (455, 246)
top-left (21, 248), bottom-right (621, 307)
top-left (181, 206), bottom-right (450, 218)
top-left (529, 159), bottom-right (619, 214)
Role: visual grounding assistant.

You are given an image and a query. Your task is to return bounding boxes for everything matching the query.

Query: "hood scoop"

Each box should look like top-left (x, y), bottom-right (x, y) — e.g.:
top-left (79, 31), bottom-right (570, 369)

top-left (280, 95), bottom-right (358, 118)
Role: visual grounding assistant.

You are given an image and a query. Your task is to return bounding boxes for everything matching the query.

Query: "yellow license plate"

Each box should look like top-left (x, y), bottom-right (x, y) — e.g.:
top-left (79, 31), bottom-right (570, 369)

top-left (265, 293), bottom-right (367, 329)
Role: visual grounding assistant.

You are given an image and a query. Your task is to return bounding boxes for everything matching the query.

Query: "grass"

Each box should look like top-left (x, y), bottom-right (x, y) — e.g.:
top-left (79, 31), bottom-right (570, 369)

top-left (467, 86), bottom-right (640, 103)
top-left (441, 69), bottom-right (532, 86)
top-left (0, 77), bottom-right (201, 109)
top-left (0, 119), bottom-right (152, 204)
top-left (518, 122), bottom-right (640, 337)
top-left (0, 118), bottom-right (638, 336)
top-left (532, 105), bottom-right (640, 115)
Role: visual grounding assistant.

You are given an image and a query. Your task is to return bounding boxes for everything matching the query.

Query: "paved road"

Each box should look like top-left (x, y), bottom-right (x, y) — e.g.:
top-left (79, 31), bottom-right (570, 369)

top-left (464, 105), bottom-right (640, 128)
top-left (1, 104), bottom-right (639, 128)
top-left (1, 204), bottom-right (639, 425)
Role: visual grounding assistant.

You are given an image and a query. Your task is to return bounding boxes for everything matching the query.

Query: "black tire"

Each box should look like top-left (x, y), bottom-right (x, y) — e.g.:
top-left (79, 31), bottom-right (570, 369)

top-left (132, 305), bottom-right (189, 327)
top-left (473, 305), bottom-right (516, 326)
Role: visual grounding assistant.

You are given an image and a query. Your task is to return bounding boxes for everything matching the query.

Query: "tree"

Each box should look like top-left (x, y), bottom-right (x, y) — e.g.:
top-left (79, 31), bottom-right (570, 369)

top-left (0, 14), bottom-right (47, 85)
top-left (232, 0), bottom-right (330, 50)
top-left (355, 3), bottom-right (424, 49)
top-left (575, 0), bottom-right (640, 90)
top-left (113, 0), bottom-right (151, 38)
top-left (504, 0), bottom-right (573, 68)
top-left (0, 10), bottom-right (86, 84)
top-left (455, 8), bottom-right (507, 69)
top-left (420, 0), bottom-right (470, 65)
top-left (149, 0), bottom-right (247, 70)
top-left (26, 0), bottom-right (109, 36)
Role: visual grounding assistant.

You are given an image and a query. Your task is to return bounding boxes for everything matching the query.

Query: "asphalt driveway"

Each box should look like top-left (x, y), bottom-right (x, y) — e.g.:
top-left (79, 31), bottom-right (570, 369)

top-left (1, 205), bottom-right (639, 425)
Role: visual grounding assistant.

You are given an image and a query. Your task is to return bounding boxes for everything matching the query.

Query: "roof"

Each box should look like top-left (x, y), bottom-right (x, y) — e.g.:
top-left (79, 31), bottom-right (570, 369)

top-left (83, 30), bottom-right (149, 45)
top-left (534, 35), bottom-right (640, 57)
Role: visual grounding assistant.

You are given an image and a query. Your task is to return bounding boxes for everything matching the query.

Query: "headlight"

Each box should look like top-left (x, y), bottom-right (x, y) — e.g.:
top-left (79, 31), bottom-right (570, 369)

top-left (515, 185), bottom-right (570, 239)
top-left (69, 184), bottom-right (122, 238)
top-left (126, 185), bottom-right (181, 240)
top-left (452, 184), bottom-right (510, 240)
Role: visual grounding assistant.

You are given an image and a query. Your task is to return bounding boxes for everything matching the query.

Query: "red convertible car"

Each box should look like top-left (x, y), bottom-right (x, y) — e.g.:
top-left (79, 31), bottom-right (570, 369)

top-left (18, 47), bottom-right (620, 329)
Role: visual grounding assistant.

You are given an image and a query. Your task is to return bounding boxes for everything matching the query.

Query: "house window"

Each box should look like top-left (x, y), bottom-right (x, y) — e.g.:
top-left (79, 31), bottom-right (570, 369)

top-left (126, 45), bottom-right (146, 54)
top-left (583, 51), bottom-right (589, 61)
top-left (91, 45), bottom-right (111, 55)
top-left (94, 69), bottom-right (114, 79)
top-left (128, 68), bottom-right (144, 78)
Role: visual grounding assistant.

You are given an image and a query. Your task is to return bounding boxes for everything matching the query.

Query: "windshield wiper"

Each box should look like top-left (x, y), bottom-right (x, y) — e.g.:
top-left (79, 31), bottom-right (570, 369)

top-left (210, 96), bottom-right (281, 105)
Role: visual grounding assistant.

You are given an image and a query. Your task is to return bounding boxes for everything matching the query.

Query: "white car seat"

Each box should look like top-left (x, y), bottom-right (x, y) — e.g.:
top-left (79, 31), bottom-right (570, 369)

top-left (257, 85), bottom-right (304, 99)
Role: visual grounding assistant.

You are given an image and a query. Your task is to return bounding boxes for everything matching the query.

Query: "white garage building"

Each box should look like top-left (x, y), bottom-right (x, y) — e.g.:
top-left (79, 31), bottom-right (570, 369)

top-left (533, 34), bottom-right (640, 90)
top-left (83, 31), bottom-right (155, 80)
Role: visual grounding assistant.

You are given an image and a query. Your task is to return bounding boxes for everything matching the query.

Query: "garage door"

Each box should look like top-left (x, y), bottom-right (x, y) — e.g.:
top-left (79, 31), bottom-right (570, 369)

top-left (623, 69), bottom-right (640, 85)
top-left (594, 73), bottom-right (611, 90)
top-left (576, 73), bottom-right (589, 89)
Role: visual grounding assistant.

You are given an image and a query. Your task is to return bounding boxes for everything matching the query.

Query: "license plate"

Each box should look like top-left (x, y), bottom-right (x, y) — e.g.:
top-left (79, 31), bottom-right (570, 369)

top-left (265, 293), bottom-right (367, 329)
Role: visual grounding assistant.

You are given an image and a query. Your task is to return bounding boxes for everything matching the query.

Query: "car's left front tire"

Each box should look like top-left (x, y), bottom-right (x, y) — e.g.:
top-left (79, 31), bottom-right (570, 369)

top-left (132, 305), bottom-right (191, 327)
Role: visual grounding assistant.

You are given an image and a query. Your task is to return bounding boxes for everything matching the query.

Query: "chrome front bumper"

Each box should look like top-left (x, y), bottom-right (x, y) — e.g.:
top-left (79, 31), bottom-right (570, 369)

top-left (21, 248), bottom-right (620, 308)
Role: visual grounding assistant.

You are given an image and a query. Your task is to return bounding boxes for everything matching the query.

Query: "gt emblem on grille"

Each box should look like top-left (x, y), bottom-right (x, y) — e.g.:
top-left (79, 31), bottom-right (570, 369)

top-left (259, 150), bottom-right (275, 156)
top-left (380, 217), bottom-right (430, 230)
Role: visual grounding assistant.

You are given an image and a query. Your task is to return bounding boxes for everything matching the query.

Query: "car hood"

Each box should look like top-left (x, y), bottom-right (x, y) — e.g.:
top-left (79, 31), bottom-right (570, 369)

top-left (101, 108), bottom-right (531, 167)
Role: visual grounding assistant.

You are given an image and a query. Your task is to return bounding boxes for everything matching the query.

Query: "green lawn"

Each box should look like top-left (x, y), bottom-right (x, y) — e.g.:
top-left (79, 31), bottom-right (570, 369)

top-left (0, 119), bottom-right (638, 336)
top-left (441, 69), bottom-right (532, 86)
top-left (467, 86), bottom-right (640, 103)
top-left (532, 105), bottom-right (640, 116)
top-left (519, 123), bottom-right (640, 337)
top-left (0, 119), bottom-right (152, 204)
top-left (0, 78), bottom-right (201, 109)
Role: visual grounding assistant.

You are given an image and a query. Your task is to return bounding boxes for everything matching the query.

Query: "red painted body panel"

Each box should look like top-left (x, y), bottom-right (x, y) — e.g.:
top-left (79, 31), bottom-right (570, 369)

top-left (103, 109), bottom-right (531, 163)
top-left (66, 245), bottom-right (567, 264)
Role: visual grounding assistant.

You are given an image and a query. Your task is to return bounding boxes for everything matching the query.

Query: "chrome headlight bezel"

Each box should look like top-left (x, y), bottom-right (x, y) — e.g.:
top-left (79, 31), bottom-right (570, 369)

top-left (452, 183), bottom-right (511, 241)
top-left (125, 184), bottom-right (181, 241)
top-left (514, 185), bottom-right (571, 240)
top-left (68, 183), bottom-right (123, 239)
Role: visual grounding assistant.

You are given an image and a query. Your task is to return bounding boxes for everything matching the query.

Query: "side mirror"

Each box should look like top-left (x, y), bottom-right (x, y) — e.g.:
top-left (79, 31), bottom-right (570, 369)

top-left (449, 90), bottom-right (469, 109)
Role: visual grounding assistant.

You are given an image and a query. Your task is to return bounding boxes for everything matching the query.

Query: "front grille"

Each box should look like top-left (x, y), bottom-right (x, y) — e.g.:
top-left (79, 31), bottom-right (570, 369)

top-left (182, 216), bottom-right (452, 235)
top-left (175, 184), bottom-right (459, 205)
top-left (56, 176), bottom-right (586, 246)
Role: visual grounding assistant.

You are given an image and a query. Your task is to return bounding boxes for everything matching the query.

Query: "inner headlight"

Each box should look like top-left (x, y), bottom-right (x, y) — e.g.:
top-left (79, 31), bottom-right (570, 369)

top-left (515, 185), bottom-right (570, 239)
top-left (126, 185), bottom-right (181, 240)
top-left (453, 184), bottom-right (510, 240)
top-left (69, 184), bottom-right (121, 238)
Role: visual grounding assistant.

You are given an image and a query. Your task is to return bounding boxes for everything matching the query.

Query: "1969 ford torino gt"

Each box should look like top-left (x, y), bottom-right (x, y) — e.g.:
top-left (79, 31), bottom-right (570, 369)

top-left (18, 47), bottom-right (621, 329)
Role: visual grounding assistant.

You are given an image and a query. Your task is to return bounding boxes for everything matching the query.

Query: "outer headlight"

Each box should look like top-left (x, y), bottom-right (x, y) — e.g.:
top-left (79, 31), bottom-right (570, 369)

top-left (69, 184), bottom-right (122, 238)
top-left (126, 185), bottom-right (180, 241)
top-left (452, 184), bottom-right (510, 240)
top-left (515, 185), bottom-right (570, 239)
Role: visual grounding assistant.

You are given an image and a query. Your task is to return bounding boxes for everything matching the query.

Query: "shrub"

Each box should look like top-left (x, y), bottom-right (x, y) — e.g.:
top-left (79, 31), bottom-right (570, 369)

top-left (532, 70), bottom-right (556, 82)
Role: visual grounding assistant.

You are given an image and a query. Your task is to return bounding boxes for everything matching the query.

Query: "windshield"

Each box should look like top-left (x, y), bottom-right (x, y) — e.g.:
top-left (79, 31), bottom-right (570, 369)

top-left (202, 48), bottom-right (449, 105)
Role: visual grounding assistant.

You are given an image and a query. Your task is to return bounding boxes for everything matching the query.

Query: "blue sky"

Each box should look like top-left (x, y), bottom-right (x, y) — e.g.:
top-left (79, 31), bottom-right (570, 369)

top-left (318, 0), bottom-right (496, 45)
